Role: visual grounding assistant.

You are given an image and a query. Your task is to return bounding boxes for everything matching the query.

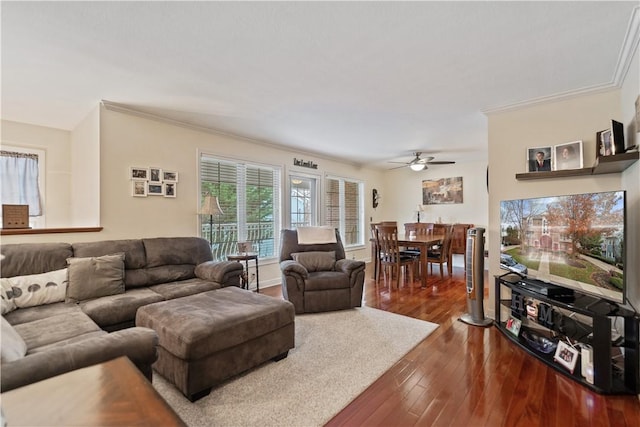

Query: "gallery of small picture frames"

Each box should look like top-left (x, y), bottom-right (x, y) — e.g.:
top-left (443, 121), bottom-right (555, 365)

top-left (130, 166), bottom-right (178, 198)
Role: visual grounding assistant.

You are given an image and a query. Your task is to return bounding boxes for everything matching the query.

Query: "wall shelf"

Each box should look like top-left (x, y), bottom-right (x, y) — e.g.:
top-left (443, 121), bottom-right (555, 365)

top-left (515, 151), bottom-right (639, 180)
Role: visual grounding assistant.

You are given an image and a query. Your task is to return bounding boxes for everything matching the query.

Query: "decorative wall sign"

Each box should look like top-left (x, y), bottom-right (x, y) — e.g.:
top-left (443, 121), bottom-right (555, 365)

top-left (293, 158), bottom-right (318, 169)
top-left (422, 176), bottom-right (463, 205)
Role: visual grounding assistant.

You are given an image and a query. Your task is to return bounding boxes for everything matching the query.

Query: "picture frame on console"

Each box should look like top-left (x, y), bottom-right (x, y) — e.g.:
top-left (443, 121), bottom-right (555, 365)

top-left (553, 340), bottom-right (579, 374)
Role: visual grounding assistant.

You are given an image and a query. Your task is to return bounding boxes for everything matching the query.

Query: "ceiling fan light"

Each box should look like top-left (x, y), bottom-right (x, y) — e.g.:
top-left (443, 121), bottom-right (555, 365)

top-left (410, 163), bottom-right (425, 171)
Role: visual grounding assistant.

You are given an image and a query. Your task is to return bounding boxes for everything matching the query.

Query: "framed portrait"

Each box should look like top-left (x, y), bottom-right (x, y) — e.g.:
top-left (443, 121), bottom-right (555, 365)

top-left (148, 183), bottom-right (164, 196)
top-left (132, 181), bottom-right (147, 197)
top-left (596, 129), bottom-right (612, 159)
top-left (163, 170), bottom-right (178, 182)
top-left (553, 141), bottom-right (583, 171)
top-left (164, 182), bottom-right (177, 198)
top-left (505, 316), bottom-right (522, 337)
top-left (130, 166), bottom-right (149, 181)
top-left (149, 167), bottom-right (162, 184)
top-left (553, 340), bottom-right (579, 374)
top-left (527, 146), bottom-right (552, 172)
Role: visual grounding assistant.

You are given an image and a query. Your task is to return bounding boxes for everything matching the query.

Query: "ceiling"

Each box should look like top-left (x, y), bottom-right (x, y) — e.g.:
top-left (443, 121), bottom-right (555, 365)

top-left (2, 1), bottom-right (638, 169)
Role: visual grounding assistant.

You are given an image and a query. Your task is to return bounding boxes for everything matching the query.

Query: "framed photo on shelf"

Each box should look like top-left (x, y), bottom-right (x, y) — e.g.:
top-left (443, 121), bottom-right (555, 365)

top-left (132, 181), bottom-right (147, 197)
top-left (149, 167), bottom-right (162, 184)
top-left (553, 141), bottom-right (583, 171)
top-left (130, 166), bottom-right (149, 181)
top-left (505, 316), bottom-right (522, 337)
top-left (553, 340), bottom-right (579, 374)
top-left (148, 183), bottom-right (164, 196)
top-left (527, 146), bottom-right (552, 172)
top-left (164, 182), bottom-right (177, 198)
top-left (163, 170), bottom-right (178, 182)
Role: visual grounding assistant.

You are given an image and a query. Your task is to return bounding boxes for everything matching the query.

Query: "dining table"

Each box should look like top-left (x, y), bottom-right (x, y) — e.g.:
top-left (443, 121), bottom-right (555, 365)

top-left (371, 233), bottom-right (445, 288)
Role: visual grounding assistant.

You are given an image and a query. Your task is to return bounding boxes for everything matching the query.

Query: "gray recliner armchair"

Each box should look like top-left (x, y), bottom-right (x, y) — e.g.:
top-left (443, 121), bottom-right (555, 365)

top-left (279, 229), bottom-right (366, 314)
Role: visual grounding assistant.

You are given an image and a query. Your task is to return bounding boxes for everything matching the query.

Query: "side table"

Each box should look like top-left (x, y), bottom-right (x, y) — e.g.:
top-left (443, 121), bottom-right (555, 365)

top-left (227, 253), bottom-right (259, 292)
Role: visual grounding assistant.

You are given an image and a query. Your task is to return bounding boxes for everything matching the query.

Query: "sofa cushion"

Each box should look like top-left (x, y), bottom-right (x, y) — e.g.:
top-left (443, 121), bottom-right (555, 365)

top-left (2, 301), bottom-right (83, 326)
top-left (291, 251), bottom-right (336, 272)
top-left (13, 311), bottom-right (102, 351)
top-left (72, 239), bottom-right (149, 288)
top-left (1, 316), bottom-right (27, 362)
top-left (66, 253), bottom-right (126, 303)
top-left (143, 237), bottom-right (212, 268)
top-left (145, 265), bottom-right (196, 286)
top-left (4, 268), bottom-right (68, 310)
top-left (149, 278), bottom-right (221, 300)
top-left (27, 331), bottom-right (107, 355)
top-left (304, 271), bottom-right (350, 291)
top-left (0, 242), bottom-right (73, 278)
top-left (79, 288), bottom-right (164, 328)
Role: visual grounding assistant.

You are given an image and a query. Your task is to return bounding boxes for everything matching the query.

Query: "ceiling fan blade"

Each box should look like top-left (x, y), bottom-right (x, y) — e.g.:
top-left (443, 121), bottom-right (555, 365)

top-left (388, 164), bottom-right (408, 170)
top-left (387, 161), bottom-right (409, 165)
top-left (426, 161), bottom-right (456, 165)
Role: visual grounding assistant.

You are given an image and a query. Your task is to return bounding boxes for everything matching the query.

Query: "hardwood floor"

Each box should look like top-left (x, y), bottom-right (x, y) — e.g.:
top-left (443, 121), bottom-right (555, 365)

top-left (261, 265), bottom-right (640, 426)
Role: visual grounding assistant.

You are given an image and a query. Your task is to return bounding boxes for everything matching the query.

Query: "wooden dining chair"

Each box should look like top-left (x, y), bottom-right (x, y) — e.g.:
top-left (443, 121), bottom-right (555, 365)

top-left (451, 223), bottom-right (473, 269)
top-left (427, 224), bottom-right (454, 278)
top-left (370, 223), bottom-right (381, 282)
top-left (375, 224), bottom-right (418, 288)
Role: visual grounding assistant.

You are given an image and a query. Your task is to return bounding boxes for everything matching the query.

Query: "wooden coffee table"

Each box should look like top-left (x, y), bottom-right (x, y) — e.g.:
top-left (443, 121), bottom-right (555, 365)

top-left (1, 356), bottom-right (185, 426)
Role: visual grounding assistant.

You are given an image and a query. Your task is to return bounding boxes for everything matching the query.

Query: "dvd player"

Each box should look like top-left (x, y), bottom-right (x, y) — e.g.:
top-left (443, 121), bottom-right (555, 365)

top-left (517, 278), bottom-right (574, 298)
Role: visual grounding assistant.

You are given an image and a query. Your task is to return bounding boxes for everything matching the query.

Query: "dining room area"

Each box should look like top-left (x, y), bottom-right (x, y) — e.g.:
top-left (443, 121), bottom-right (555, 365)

top-left (369, 221), bottom-right (473, 290)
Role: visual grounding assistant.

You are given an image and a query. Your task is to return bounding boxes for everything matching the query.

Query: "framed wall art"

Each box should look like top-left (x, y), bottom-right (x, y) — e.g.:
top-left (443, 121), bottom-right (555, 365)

top-left (130, 166), bottom-right (149, 180)
top-left (132, 181), bottom-right (147, 197)
top-left (422, 176), bottom-right (463, 205)
top-left (148, 183), bottom-right (164, 196)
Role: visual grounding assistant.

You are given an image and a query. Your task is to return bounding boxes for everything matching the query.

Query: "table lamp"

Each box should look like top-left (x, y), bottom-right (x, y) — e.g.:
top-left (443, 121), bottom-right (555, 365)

top-left (199, 193), bottom-right (224, 247)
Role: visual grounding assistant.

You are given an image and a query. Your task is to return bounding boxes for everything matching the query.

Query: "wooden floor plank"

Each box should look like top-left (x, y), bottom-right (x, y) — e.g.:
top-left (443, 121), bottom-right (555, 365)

top-left (261, 265), bottom-right (640, 427)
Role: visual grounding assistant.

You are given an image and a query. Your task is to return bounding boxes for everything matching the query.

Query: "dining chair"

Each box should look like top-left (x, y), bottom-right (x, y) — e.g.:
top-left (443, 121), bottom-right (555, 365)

top-left (375, 224), bottom-right (418, 288)
top-left (427, 224), bottom-right (454, 278)
top-left (370, 223), bottom-right (381, 282)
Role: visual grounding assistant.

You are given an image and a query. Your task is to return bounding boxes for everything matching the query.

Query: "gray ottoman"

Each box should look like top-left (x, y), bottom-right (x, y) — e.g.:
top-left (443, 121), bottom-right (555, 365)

top-left (136, 287), bottom-right (295, 401)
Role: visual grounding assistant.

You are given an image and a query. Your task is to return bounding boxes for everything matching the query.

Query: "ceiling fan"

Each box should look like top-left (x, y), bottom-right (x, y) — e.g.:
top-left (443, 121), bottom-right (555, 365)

top-left (388, 152), bottom-right (455, 171)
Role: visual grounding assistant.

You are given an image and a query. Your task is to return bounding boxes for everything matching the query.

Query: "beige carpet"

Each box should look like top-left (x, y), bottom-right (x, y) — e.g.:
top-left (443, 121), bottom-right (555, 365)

top-left (153, 306), bottom-right (438, 427)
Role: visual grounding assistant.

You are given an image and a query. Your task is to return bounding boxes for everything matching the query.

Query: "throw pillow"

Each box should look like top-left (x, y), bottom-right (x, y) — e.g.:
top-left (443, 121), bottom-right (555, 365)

top-left (1, 278), bottom-right (17, 314)
top-left (1, 316), bottom-right (27, 362)
top-left (66, 253), bottom-right (126, 303)
top-left (5, 268), bottom-right (68, 310)
top-left (291, 251), bottom-right (336, 273)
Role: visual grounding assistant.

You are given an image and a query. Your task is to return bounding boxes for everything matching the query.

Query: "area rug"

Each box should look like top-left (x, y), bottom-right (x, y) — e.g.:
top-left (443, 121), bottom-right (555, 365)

top-left (153, 306), bottom-right (438, 427)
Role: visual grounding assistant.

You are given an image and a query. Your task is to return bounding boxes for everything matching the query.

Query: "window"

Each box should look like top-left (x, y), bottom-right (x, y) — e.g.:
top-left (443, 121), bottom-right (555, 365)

top-left (325, 175), bottom-right (364, 247)
top-left (0, 147), bottom-right (45, 228)
top-left (200, 153), bottom-right (281, 261)
top-left (288, 174), bottom-right (318, 228)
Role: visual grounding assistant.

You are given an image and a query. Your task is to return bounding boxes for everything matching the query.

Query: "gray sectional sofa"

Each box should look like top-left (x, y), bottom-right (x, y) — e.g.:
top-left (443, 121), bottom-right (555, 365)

top-left (0, 237), bottom-right (243, 392)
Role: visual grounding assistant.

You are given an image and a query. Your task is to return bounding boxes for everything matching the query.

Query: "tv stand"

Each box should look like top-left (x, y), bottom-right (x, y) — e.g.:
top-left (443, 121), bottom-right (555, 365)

top-left (495, 274), bottom-right (639, 394)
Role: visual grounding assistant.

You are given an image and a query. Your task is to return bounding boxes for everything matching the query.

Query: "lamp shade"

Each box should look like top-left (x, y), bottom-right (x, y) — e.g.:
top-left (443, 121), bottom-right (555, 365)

top-left (409, 163), bottom-right (425, 171)
top-left (416, 204), bottom-right (423, 211)
top-left (199, 194), bottom-right (224, 216)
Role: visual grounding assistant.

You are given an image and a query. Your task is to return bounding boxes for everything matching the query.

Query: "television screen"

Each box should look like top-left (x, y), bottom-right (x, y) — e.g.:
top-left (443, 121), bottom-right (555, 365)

top-left (500, 190), bottom-right (626, 304)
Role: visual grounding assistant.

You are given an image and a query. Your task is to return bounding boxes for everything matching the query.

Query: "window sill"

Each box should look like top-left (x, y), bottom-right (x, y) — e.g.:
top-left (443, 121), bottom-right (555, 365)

top-left (0, 227), bottom-right (103, 236)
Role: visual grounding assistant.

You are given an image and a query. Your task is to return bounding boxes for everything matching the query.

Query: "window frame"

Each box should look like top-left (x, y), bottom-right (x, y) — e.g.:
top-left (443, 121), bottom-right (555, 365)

top-left (324, 173), bottom-right (365, 248)
top-left (286, 170), bottom-right (320, 229)
top-left (198, 151), bottom-right (282, 261)
top-left (0, 145), bottom-right (46, 228)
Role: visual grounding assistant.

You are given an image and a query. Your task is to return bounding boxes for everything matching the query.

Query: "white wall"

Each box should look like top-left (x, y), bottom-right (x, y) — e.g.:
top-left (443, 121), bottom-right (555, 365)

top-left (1, 120), bottom-right (72, 227)
top-left (378, 160), bottom-right (489, 266)
top-left (620, 43), bottom-right (639, 307)
top-left (71, 106), bottom-right (100, 226)
top-left (3, 107), bottom-right (386, 288)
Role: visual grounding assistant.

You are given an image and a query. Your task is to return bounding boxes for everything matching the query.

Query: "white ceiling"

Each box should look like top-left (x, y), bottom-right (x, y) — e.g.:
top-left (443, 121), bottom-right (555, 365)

top-left (2, 1), bottom-right (638, 169)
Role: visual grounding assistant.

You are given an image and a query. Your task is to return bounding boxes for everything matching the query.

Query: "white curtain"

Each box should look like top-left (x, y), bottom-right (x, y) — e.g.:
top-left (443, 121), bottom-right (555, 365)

top-left (0, 151), bottom-right (42, 216)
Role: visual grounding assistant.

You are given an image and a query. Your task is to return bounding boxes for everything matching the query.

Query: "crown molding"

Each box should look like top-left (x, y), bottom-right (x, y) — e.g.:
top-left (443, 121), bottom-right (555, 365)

top-left (100, 100), bottom-right (362, 167)
top-left (484, 6), bottom-right (639, 116)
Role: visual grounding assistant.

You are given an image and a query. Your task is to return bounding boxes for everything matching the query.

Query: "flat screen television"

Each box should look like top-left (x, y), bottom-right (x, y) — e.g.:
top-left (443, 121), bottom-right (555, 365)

top-left (500, 190), bottom-right (626, 304)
